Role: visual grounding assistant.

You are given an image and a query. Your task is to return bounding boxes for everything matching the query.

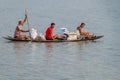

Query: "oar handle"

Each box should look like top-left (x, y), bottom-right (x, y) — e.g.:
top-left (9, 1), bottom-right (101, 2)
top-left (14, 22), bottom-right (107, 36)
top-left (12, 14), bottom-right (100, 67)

top-left (25, 10), bottom-right (30, 28)
top-left (25, 10), bottom-right (29, 28)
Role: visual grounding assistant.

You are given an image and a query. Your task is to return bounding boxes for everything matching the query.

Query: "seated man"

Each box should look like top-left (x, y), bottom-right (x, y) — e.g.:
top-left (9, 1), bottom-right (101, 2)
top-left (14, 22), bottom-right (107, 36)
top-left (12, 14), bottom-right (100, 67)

top-left (77, 23), bottom-right (96, 39)
top-left (14, 14), bottom-right (30, 40)
top-left (45, 23), bottom-right (60, 40)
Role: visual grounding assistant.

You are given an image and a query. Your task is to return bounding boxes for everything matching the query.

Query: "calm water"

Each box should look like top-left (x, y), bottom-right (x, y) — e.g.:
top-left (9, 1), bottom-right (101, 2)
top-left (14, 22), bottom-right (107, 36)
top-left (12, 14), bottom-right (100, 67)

top-left (0, 0), bottom-right (120, 80)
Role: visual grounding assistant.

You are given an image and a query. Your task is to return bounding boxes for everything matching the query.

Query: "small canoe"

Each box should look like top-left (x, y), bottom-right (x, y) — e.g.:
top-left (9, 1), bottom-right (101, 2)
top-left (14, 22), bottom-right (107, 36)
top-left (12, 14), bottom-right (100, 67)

top-left (3, 35), bottom-right (104, 42)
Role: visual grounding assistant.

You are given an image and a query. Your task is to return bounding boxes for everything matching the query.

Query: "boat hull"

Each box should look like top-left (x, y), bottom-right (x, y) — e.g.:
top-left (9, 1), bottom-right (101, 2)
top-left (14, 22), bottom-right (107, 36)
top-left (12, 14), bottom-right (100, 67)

top-left (3, 35), bottom-right (104, 42)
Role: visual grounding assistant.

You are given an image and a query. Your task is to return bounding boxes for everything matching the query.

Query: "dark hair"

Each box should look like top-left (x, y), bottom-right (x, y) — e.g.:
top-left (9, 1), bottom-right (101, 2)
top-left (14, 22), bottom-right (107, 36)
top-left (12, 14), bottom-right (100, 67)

top-left (51, 23), bottom-right (55, 26)
top-left (81, 23), bottom-right (85, 25)
top-left (18, 21), bottom-right (22, 24)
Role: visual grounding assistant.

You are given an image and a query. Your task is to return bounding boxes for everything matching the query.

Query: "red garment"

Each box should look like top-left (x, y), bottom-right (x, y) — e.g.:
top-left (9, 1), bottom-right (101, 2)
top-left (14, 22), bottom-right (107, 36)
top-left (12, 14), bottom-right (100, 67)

top-left (45, 27), bottom-right (53, 40)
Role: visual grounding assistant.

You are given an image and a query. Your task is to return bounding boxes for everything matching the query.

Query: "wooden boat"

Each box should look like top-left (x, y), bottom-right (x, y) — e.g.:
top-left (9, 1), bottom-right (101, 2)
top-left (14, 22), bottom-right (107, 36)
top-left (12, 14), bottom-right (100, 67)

top-left (3, 35), bottom-right (104, 42)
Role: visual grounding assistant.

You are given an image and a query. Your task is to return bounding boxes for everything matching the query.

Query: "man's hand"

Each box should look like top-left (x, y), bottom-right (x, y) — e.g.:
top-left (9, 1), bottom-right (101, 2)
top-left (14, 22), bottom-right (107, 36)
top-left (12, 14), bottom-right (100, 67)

top-left (28, 29), bottom-right (30, 32)
top-left (25, 14), bottom-right (28, 19)
top-left (22, 14), bottom-right (28, 24)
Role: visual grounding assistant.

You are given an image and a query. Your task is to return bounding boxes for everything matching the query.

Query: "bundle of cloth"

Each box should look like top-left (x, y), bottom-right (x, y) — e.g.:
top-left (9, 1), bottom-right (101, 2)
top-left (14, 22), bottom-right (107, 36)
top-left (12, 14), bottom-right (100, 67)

top-left (31, 28), bottom-right (46, 40)
top-left (31, 28), bottom-right (38, 39)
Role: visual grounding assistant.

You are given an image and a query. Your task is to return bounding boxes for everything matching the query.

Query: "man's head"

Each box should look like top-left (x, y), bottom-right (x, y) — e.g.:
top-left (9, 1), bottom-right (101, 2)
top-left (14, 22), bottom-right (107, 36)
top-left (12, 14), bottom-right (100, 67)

top-left (80, 23), bottom-right (85, 28)
top-left (51, 23), bottom-right (55, 29)
top-left (18, 20), bottom-right (24, 25)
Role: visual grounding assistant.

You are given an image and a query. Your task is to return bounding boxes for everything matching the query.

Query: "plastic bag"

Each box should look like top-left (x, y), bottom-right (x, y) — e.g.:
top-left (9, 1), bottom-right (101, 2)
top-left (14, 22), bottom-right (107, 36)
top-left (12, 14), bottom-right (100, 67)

top-left (31, 28), bottom-right (38, 39)
top-left (39, 33), bottom-right (46, 40)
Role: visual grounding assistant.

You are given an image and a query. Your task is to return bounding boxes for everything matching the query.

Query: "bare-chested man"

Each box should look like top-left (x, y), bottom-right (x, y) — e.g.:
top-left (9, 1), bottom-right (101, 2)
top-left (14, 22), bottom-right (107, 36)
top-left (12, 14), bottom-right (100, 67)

top-left (77, 23), bottom-right (96, 39)
top-left (14, 14), bottom-right (30, 40)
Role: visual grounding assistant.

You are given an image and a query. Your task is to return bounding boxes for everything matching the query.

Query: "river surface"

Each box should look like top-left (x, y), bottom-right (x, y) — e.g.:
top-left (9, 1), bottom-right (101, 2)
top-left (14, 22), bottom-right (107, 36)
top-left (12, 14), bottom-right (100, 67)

top-left (0, 0), bottom-right (120, 80)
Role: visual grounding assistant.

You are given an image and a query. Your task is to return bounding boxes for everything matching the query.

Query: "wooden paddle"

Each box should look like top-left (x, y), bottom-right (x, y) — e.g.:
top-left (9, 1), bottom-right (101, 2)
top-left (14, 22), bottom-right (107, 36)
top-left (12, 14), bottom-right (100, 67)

top-left (25, 10), bottom-right (32, 41)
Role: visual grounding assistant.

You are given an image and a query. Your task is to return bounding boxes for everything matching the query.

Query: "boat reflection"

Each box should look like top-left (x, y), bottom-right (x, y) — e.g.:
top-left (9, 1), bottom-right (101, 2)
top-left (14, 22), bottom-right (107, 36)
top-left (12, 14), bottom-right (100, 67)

top-left (44, 43), bottom-right (54, 61)
top-left (13, 42), bottom-right (26, 53)
top-left (46, 43), bottom-right (53, 49)
top-left (12, 42), bottom-right (27, 64)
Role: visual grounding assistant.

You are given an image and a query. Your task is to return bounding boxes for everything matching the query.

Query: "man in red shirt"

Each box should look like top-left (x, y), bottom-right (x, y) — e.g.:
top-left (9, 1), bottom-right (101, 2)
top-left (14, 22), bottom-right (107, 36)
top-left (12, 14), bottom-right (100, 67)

top-left (45, 23), bottom-right (60, 40)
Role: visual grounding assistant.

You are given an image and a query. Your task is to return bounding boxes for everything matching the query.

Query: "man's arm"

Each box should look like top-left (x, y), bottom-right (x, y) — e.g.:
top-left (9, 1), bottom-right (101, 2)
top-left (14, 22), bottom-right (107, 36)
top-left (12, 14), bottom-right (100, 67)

top-left (18, 27), bottom-right (29, 32)
top-left (79, 28), bottom-right (83, 34)
top-left (20, 29), bottom-right (29, 32)
top-left (22, 14), bottom-right (28, 25)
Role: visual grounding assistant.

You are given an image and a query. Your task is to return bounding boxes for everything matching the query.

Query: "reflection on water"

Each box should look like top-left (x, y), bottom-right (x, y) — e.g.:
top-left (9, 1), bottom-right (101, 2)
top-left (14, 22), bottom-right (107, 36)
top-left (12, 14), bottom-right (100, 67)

top-left (31, 43), bottom-right (37, 53)
top-left (13, 42), bottom-right (28, 64)
top-left (1, 38), bottom-right (120, 80)
top-left (13, 42), bottom-right (25, 53)
top-left (46, 43), bottom-right (53, 49)
top-left (10, 42), bottom-right (55, 65)
top-left (44, 43), bottom-right (54, 61)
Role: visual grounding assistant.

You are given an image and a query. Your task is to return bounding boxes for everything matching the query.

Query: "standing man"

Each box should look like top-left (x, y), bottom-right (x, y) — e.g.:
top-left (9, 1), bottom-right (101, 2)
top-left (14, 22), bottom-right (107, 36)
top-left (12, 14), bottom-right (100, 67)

top-left (14, 14), bottom-right (30, 40)
top-left (45, 23), bottom-right (60, 40)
